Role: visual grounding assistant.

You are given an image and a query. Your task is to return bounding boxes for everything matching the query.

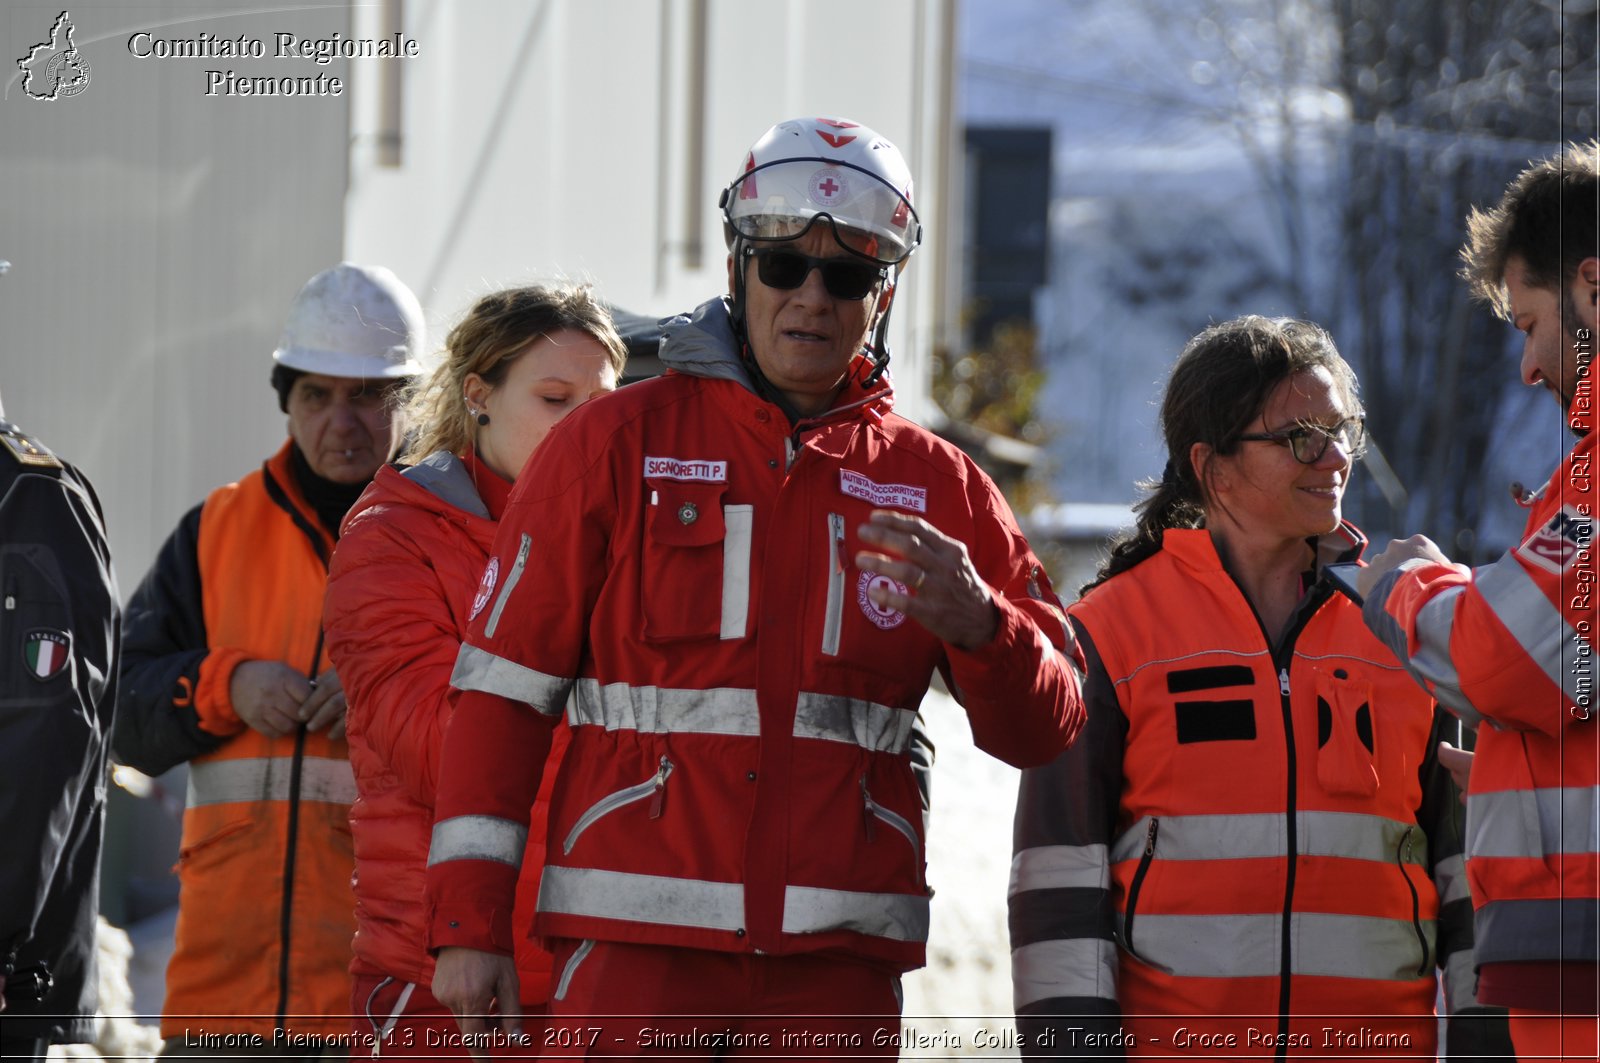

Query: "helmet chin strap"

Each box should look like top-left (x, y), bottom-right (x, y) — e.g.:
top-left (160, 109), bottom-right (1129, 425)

top-left (861, 281), bottom-right (896, 387)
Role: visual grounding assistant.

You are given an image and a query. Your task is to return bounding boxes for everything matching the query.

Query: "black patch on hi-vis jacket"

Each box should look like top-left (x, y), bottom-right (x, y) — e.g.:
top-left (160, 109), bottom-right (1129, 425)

top-left (1166, 665), bottom-right (1254, 694)
top-left (1316, 696), bottom-right (1375, 752)
top-left (1174, 699), bottom-right (1257, 743)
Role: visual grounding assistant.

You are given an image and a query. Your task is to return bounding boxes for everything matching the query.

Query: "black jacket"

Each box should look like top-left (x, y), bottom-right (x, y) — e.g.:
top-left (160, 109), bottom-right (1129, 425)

top-left (0, 419), bottom-right (120, 1045)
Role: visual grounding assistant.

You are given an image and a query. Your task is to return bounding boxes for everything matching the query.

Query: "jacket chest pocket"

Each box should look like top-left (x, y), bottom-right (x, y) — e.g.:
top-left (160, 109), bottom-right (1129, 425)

top-left (1314, 668), bottom-right (1379, 798)
top-left (640, 481), bottom-right (752, 642)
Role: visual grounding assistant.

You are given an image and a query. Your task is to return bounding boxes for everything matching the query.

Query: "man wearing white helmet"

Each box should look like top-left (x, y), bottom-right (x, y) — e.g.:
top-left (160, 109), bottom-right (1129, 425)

top-left (426, 118), bottom-right (1085, 1048)
top-left (114, 263), bottom-right (424, 1052)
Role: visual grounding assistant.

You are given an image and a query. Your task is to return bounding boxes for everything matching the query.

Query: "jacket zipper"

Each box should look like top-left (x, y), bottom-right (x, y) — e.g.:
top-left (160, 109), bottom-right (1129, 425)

top-left (563, 755), bottom-right (674, 855)
top-left (822, 513), bottom-right (846, 656)
top-left (1122, 816), bottom-right (1159, 960)
top-left (261, 462), bottom-right (334, 1031)
top-left (484, 533), bottom-right (532, 638)
top-left (1395, 826), bottom-right (1431, 976)
top-left (276, 628), bottom-right (325, 1028)
top-left (860, 775), bottom-right (923, 887)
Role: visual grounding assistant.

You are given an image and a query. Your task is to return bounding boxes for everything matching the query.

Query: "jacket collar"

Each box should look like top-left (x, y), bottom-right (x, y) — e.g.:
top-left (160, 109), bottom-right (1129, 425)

top-left (658, 297), bottom-right (897, 428)
top-left (1164, 520), bottom-right (1367, 576)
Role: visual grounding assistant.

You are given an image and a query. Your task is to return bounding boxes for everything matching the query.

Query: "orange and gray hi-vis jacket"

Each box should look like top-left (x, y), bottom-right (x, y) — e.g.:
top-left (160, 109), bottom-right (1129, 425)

top-left (1364, 388), bottom-right (1597, 977)
top-left (1011, 526), bottom-right (1480, 1059)
top-left (115, 440), bottom-right (355, 1040)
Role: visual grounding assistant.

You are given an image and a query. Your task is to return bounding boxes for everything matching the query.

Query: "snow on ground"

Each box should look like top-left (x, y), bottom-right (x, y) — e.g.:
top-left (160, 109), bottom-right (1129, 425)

top-left (48, 919), bottom-right (163, 1062)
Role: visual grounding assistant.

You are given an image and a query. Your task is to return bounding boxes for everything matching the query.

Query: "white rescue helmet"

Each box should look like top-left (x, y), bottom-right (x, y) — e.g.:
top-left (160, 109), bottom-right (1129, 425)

top-left (721, 117), bottom-right (921, 267)
top-left (272, 263), bottom-right (425, 379)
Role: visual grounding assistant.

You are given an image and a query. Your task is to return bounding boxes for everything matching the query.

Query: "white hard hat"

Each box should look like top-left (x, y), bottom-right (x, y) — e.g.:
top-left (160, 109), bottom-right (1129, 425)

top-left (721, 117), bottom-right (921, 266)
top-left (272, 263), bottom-right (425, 379)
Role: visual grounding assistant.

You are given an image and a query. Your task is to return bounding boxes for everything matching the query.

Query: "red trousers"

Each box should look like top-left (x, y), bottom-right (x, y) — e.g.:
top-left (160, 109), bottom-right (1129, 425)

top-left (353, 971), bottom-right (548, 1060)
top-left (542, 939), bottom-right (902, 1059)
top-left (1507, 1009), bottom-right (1599, 1063)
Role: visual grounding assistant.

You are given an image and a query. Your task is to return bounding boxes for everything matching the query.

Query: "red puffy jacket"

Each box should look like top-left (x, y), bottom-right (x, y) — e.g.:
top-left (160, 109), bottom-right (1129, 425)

top-left (325, 450), bottom-right (567, 1001)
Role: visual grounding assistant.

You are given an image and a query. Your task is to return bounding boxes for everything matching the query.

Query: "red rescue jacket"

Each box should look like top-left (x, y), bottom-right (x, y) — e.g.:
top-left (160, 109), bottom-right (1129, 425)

top-left (427, 298), bottom-right (1085, 976)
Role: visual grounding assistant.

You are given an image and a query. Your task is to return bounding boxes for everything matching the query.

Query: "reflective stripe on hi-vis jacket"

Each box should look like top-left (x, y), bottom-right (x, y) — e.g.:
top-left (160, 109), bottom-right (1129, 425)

top-left (1011, 526), bottom-right (1473, 1058)
top-left (186, 756), bottom-right (356, 807)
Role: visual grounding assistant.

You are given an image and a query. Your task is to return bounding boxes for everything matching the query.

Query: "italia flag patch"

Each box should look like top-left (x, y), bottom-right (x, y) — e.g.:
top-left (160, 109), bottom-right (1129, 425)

top-left (24, 628), bottom-right (71, 681)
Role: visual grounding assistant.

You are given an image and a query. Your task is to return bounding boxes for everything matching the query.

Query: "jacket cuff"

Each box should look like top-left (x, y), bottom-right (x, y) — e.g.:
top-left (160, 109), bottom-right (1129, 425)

top-left (194, 648), bottom-right (250, 737)
top-left (947, 594), bottom-right (1075, 677)
top-left (427, 858), bottom-right (519, 955)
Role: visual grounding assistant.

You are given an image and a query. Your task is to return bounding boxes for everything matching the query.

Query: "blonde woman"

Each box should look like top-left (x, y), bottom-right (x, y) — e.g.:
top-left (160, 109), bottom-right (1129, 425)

top-left (324, 285), bottom-right (625, 1055)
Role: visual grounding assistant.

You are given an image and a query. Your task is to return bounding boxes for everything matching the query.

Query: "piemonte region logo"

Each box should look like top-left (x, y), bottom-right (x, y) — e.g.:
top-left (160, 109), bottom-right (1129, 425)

top-left (17, 10), bottom-right (92, 100)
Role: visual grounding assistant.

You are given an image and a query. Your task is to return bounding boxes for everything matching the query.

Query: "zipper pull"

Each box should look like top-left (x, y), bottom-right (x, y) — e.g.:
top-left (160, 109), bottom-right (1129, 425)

top-left (1279, 667), bottom-right (1291, 696)
top-left (1144, 816), bottom-right (1159, 856)
top-left (860, 776), bottom-right (877, 840)
top-left (648, 756), bottom-right (673, 819)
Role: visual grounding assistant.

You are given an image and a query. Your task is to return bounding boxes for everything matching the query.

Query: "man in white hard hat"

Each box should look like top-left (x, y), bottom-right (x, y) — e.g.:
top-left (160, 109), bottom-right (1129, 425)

top-left (426, 118), bottom-right (1086, 1050)
top-left (113, 263), bottom-right (424, 1052)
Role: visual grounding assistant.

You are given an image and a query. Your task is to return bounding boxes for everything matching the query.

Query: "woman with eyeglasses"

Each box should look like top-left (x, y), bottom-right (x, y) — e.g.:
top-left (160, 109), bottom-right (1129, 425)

top-left (1009, 316), bottom-right (1509, 1058)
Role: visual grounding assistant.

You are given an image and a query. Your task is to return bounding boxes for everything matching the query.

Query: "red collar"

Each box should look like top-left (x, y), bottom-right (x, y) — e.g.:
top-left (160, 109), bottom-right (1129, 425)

top-left (464, 448), bottom-right (514, 521)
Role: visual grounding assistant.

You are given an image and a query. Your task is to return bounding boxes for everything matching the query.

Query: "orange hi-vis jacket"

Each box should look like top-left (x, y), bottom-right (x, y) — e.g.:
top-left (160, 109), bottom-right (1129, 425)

top-left (116, 441), bottom-right (355, 1039)
top-left (1011, 527), bottom-right (1478, 1058)
top-left (1365, 386), bottom-right (1598, 984)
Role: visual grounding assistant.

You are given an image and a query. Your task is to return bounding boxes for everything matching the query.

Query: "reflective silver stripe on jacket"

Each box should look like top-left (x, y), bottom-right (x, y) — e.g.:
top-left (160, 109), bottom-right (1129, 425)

top-left (721, 505), bottom-right (753, 639)
top-left (1406, 585), bottom-right (1485, 725)
top-left (1466, 785), bottom-right (1600, 859)
top-left (1011, 938), bottom-right (1119, 1009)
top-left (1110, 812), bottom-right (1427, 866)
top-left (451, 643), bottom-right (570, 715)
top-left (1009, 844), bottom-right (1110, 894)
top-left (1475, 552), bottom-right (1586, 704)
top-left (539, 866), bottom-right (744, 931)
top-left (186, 756), bottom-right (355, 807)
top-left (539, 866), bottom-right (929, 942)
top-left (568, 681), bottom-right (756, 736)
top-left (428, 815), bottom-right (528, 868)
top-left (782, 884), bottom-right (929, 942)
top-left (793, 692), bottom-right (916, 754)
top-left (1118, 911), bottom-right (1434, 980)
top-left (565, 680), bottom-right (916, 753)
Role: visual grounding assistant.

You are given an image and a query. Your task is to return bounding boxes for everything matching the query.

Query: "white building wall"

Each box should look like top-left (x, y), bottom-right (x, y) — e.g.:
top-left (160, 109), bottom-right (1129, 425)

top-left (4, 0), bottom-right (949, 587)
top-left (345, 0), bottom-right (950, 423)
top-left (0, 0), bottom-right (349, 583)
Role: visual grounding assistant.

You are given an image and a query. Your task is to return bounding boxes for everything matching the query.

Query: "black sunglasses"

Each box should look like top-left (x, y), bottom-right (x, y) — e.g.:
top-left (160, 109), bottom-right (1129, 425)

top-left (1235, 419), bottom-right (1366, 464)
top-left (745, 247), bottom-right (887, 301)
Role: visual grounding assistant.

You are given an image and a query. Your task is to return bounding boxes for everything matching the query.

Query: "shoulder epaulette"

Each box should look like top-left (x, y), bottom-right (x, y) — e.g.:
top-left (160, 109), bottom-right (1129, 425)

top-left (0, 420), bottom-right (64, 469)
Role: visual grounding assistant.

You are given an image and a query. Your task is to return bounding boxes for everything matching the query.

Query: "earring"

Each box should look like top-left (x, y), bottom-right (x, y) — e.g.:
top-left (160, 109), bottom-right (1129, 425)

top-left (466, 399), bottom-right (490, 427)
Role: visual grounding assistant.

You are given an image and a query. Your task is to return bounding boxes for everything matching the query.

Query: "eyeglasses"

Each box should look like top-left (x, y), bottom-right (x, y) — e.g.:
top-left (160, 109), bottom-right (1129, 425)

top-left (745, 247), bottom-right (887, 301)
top-left (1235, 419), bottom-right (1366, 464)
